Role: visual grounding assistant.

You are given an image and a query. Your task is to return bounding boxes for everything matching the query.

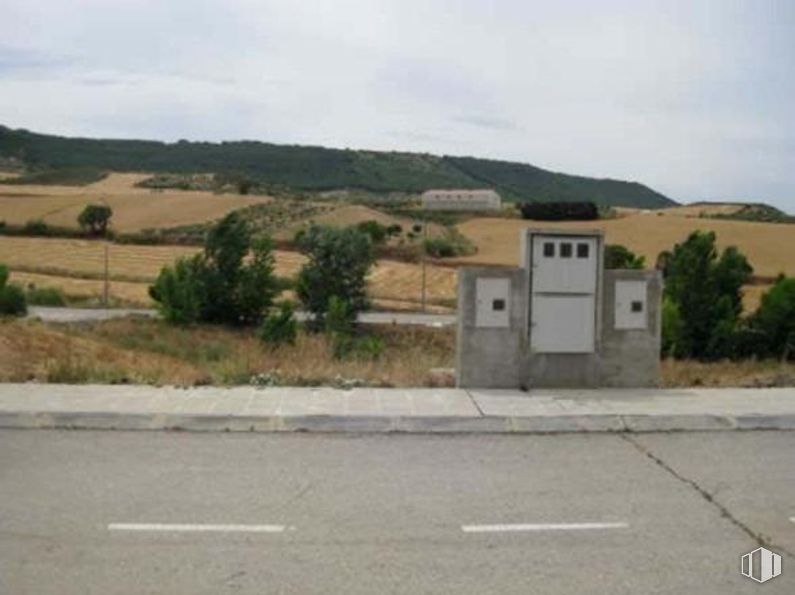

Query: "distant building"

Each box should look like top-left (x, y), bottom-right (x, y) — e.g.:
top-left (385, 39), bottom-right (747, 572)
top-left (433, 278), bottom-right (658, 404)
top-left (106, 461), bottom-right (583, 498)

top-left (421, 189), bottom-right (501, 211)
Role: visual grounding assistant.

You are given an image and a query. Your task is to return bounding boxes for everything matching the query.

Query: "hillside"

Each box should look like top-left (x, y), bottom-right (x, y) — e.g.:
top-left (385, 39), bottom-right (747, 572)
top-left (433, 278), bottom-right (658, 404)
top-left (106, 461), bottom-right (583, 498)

top-left (0, 125), bottom-right (675, 209)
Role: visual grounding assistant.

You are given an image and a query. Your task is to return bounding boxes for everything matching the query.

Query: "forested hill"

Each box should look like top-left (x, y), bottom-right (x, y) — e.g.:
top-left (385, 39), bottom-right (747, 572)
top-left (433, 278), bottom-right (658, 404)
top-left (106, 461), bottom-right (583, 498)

top-left (0, 125), bottom-right (676, 208)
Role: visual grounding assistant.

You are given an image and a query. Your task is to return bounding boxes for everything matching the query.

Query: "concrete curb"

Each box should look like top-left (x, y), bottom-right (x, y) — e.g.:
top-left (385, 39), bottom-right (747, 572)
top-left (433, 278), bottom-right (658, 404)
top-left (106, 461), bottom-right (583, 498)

top-left (1, 411), bottom-right (794, 434)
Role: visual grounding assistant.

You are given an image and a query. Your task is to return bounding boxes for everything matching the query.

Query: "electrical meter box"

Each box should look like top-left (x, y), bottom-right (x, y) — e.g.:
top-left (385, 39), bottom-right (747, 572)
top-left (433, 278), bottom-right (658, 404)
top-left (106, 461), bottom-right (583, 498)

top-left (475, 278), bottom-right (510, 328)
top-left (457, 228), bottom-right (662, 389)
top-left (528, 232), bottom-right (600, 354)
top-left (614, 280), bottom-right (648, 330)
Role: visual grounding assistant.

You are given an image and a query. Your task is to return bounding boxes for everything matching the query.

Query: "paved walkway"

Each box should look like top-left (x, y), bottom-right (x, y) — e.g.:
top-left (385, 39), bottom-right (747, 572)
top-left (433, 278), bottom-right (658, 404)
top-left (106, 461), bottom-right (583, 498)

top-left (27, 306), bottom-right (456, 327)
top-left (0, 384), bottom-right (793, 433)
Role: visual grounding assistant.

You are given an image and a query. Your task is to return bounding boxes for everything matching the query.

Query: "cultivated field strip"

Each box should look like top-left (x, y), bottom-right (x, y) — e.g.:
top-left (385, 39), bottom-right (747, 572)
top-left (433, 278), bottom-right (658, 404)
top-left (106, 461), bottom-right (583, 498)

top-left (455, 214), bottom-right (795, 278)
top-left (0, 173), bottom-right (271, 231)
top-left (1, 236), bottom-right (458, 309)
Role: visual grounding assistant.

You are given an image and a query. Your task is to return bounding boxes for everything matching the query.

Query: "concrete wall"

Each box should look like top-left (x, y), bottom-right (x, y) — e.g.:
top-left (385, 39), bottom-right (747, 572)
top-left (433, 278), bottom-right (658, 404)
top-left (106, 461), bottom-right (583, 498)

top-left (455, 267), bottom-right (663, 389)
top-left (598, 269), bottom-right (663, 387)
top-left (455, 267), bottom-right (525, 388)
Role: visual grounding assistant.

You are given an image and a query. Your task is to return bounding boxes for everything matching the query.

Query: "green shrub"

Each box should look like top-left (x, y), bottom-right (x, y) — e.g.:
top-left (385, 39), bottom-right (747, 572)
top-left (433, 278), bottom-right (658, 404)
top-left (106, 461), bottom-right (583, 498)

top-left (422, 229), bottom-right (475, 258)
top-left (0, 264), bottom-right (27, 316)
top-left (25, 285), bottom-right (67, 306)
top-left (604, 244), bottom-right (645, 269)
top-left (662, 231), bottom-right (752, 359)
top-left (423, 236), bottom-right (455, 258)
top-left (325, 295), bottom-right (354, 335)
top-left (661, 296), bottom-right (683, 357)
top-left (150, 212), bottom-right (279, 326)
top-left (296, 225), bottom-right (374, 326)
top-left (77, 204), bottom-right (113, 236)
top-left (750, 276), bottom-right (795, 360)
top-left (260, 301), bottom-right (298, 347)
top-left (23, 219), bottom-right (49, 235)
top-left (518, 201), bottom-right (599, 221)
top-left (324, 296), bottom-right (354, 359)
top-left (0, 284), bottom-right (26, 316)
top-left (331, 333), bottom-right (385, 361)
top-left (356, 220), bottom-right (389, 244)
top-left (351, 335), bottom-right (385, 360)
top-left (149, 256), bottom-right (203, 324)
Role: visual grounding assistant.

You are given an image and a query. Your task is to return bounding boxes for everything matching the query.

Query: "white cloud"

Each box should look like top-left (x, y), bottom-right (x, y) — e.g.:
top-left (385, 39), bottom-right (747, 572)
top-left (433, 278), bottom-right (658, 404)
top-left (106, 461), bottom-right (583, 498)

top-left (0, 0), bottom-right (793, 210)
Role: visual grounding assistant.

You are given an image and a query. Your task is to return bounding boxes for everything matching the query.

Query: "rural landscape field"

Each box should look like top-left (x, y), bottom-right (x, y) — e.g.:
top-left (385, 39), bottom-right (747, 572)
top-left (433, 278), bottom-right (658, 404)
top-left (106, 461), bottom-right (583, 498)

top-left (1, 125), bottom-right (794, 388)
top-left (1, 172), bottom-right (789, 312)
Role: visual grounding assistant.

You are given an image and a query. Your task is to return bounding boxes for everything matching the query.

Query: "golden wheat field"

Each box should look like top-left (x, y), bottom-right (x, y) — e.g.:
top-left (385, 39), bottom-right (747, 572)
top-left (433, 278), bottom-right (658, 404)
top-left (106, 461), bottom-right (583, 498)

top-left (0, 236), bottom-right (457, 310)
top-left (455, 213), bottom-right (795, 278)
top-left (0, 173), bottom-right (271, 231)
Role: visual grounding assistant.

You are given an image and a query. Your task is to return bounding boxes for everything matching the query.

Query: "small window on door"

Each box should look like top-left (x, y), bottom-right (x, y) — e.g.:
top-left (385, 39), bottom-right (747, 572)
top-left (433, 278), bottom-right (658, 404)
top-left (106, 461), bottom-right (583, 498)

top-left (543, 242), bottom-right (555, 257)
top-left (492, 298), bottom-right (506, 312)
top-left (631, 300), bottom-right (644, 313)
top-left (577, 243), bottom-right (589, 258)
top-left (560, 242), bottom-right (573, 258)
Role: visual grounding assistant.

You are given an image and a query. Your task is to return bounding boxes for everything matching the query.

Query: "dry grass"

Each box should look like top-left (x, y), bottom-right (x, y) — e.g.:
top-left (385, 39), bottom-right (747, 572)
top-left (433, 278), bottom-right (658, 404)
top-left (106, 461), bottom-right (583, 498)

top-left (369, 259), bottom-right (457, 307)
top-left (662, 358), bottom-right (795, 388)
top-left (10, 271), bottom-right (151, 306)
top-left (0, 318), bottom-right (455, 387)
top-left (0, 236), bottom-right (457, 310)
top-left (0, 318), bottom-right (200, 384)
top-left (455, 213), bottom-right (795, 278)
top-left (0, 173), bottom-right (271, 232)
top-left (0, 237), bottom-right (303, 280)
top-left (660, 203), bottom-right (745, 218)
top-left (3, 317), bottom-right (793, 388)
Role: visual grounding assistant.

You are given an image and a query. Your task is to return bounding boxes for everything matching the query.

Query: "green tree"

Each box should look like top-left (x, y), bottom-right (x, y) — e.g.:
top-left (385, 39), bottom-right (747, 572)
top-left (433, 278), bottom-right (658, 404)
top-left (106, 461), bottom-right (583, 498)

top-left (259, 301), bottom-right (298, 347)
top-left (356, 220), bottom-right (388, 244)
top-left (663, 231), bottom-right (752, 359)
top-left (296, 225), bottom-right (374, 326)
top-left (150, 212), bottom-right (278, 326)
top-left (0, 263), bottom-right (27, 316)
top-left (751, 276), bottom-right (795, 359)
top-left (148, 256), bottom-right (202, 324)
top-left (604, 244), bottom-right (645, 269)
top-left (77, 204), bottom-right (113, 236)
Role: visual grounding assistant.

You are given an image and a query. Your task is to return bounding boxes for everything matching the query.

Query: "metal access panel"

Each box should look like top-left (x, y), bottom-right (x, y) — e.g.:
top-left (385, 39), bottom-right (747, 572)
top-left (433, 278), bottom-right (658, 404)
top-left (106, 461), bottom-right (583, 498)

top-left (530, 295), bottom-right (595, 352)
top-left (531, 236), bottom-right (598, 293)
top-left (475, 278), bottom-right (511, 328)
top-left (529, 234), bottom-right (598, 353)
top-left (614, 280), bottom-right (647, 329)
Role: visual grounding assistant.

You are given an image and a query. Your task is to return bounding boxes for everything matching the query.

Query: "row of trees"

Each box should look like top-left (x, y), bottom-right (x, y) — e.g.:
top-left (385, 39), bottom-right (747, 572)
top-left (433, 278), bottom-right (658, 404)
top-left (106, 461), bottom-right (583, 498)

top-left (661, 231), bottom-right (794, 361)
top-left (147, 215), bottom-right (795, 362)
top-left (149, 212), bottom-right (377, 356)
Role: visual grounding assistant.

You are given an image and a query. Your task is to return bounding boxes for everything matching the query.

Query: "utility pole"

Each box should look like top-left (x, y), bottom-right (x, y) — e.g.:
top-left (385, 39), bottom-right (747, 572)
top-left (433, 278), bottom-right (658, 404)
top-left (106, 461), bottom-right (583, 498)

top-left (103, 241), bottom-right (109, 308)
top-left (421, 216), bottom-right (428, 313)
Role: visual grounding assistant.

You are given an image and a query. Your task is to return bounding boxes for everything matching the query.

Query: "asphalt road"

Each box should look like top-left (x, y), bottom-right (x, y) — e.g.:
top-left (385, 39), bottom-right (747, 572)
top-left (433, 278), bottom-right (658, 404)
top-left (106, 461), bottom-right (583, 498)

top-left (1, 431), bottom-right (793, 594)
top-left (27, 306), bottom-right (456, 327)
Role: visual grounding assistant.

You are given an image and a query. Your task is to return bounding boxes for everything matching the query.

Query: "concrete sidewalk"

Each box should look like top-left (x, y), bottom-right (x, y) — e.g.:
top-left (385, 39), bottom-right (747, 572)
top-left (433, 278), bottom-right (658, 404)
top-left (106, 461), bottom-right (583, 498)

top-left (0, 383), bottom-right (794, 434)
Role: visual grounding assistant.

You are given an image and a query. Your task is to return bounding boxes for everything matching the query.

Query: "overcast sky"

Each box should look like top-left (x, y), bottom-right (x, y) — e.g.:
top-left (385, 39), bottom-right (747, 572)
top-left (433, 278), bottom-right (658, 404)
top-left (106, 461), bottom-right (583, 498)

top-left (1, 0), bottom-right (793, 209)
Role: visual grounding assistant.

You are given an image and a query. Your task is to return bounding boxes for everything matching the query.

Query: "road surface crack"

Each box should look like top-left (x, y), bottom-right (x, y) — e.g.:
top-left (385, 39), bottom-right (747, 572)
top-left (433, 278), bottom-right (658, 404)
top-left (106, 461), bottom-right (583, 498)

top-left (621, 434), bottom-right (794, 560)
top-left (464, 390), bottom-right (486, 417)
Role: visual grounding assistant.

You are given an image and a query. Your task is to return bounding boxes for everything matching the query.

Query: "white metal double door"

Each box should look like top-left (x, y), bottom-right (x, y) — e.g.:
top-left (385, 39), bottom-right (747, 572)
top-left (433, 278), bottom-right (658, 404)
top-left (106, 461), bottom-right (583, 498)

top-left (530, 235), bottom-right (597, 353)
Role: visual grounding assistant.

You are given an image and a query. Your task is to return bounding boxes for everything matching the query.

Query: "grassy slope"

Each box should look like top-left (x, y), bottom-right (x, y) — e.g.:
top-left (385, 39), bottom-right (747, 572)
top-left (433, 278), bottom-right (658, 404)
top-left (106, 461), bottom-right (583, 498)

top-left (0, 125), bottom-right (676, 208)
top-left (1, 318), bottom-right (792, 387)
